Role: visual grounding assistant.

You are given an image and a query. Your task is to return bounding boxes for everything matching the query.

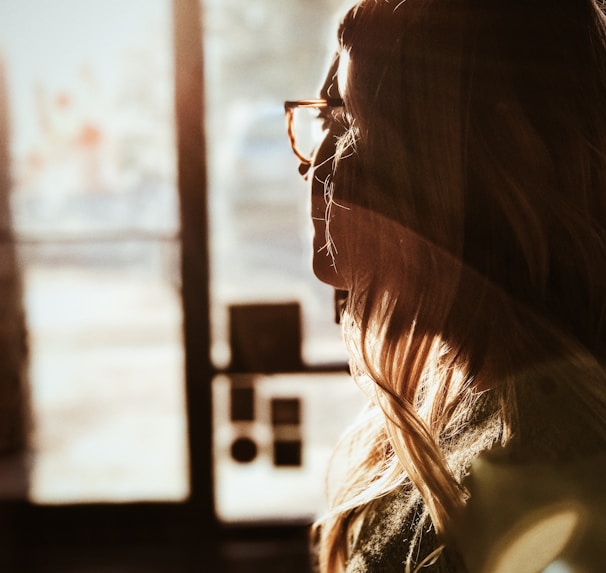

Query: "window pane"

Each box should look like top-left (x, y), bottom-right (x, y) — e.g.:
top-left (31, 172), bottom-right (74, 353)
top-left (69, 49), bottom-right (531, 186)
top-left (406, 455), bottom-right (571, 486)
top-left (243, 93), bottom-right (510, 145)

top-left (205, 0), bottom-right (348, 368)
top-left (213, 373), bottom-right (366, 522)
top-left (0, 0), bottom-right (188, 502)
top-left (205, 0), bottom-right (366, 522)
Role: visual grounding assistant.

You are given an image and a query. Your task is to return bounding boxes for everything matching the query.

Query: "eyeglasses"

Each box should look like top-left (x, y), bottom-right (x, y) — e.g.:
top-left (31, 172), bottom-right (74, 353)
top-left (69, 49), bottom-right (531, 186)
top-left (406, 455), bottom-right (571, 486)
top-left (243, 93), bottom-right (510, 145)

top-left (284, 98), bottom-right (345, 171)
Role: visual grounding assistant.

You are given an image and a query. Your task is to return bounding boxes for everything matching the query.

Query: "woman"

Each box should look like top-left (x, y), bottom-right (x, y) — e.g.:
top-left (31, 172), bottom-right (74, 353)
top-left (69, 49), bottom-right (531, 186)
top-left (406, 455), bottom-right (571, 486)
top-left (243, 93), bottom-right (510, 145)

top-left (285, 0), bottom-right (606, 571)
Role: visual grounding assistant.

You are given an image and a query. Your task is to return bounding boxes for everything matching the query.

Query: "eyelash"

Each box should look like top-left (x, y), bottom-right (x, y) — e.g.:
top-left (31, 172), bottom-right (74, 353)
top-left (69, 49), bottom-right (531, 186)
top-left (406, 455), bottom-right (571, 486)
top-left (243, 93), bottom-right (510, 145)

top-left (318, 111), bottom-right (332, 131)
top-left (318, 108), bottom-right (349, 131)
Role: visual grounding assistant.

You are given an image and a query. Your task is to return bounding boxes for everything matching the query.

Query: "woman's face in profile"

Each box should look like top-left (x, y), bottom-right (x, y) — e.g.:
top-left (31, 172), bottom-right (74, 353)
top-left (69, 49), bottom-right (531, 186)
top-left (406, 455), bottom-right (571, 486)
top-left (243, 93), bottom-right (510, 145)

top-left (307, 49), bottom-right (416, 300)
top-left (309, 53), bottom-right (353, 289)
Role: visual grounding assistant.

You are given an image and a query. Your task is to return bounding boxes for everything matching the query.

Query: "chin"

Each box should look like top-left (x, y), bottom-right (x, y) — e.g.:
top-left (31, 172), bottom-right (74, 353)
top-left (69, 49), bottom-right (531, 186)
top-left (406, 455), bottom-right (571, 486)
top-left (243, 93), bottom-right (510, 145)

top-left (312, 256), bottom-right (347, 289)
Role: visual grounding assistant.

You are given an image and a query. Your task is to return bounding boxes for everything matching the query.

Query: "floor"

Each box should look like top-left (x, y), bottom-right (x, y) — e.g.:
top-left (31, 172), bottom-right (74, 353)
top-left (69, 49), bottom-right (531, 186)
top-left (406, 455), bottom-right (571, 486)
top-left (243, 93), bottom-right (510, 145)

top-left (0, 501), bottom-right (314, 573)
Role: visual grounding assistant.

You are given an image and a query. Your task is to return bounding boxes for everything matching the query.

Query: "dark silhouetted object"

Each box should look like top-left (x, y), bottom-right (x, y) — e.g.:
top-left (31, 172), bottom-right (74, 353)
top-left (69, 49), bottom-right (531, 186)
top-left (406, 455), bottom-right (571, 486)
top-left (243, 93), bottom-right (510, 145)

top-left (273, 440), bottom-right (302, 467)
top-left (230, 383), bottom-right (255, 421)
top-left (230, 436), bottom-right (258, 463)
top-left (228, 302), bottom-right (303, 373)
top-left (271, 397), bottom-right (302, 467)
top-left (271, 398), bottom-right (300, 425)
top-left (0, 54), bottom-right (30, 455)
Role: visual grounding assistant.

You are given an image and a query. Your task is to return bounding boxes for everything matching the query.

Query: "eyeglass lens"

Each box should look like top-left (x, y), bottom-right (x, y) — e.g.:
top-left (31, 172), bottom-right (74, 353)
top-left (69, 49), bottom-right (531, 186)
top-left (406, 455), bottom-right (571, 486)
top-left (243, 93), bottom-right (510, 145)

top-left (290, 106), bottom-right (327, 164)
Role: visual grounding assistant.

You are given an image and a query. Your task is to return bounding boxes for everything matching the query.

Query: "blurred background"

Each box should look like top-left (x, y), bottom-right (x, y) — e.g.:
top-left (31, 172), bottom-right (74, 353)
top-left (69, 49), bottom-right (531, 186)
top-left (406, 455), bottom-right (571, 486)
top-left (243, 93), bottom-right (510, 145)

top-left (0, 0), bottom-right (365, 571)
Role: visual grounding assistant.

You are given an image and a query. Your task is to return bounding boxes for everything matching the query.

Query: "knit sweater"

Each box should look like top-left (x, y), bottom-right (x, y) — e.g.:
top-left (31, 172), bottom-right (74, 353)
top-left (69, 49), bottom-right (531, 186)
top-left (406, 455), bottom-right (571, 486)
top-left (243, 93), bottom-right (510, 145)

top-left (338, 372), bottom-right (606, 572)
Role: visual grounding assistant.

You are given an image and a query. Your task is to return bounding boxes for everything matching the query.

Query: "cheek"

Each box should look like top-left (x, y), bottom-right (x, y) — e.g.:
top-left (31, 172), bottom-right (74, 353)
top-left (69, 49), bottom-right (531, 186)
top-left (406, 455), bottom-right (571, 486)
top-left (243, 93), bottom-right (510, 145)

top-left (311, 193), bottom-right (399, 292)
top-left (309, 159), bottom-right (351, 289)
top-left (310, 177), bottom-right (347, 288)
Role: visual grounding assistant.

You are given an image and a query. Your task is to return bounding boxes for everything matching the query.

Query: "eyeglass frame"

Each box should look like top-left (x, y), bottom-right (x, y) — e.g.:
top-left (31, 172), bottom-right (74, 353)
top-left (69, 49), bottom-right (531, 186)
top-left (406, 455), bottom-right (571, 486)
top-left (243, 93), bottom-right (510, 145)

top-left (284, 98), bottom-right (345, 165)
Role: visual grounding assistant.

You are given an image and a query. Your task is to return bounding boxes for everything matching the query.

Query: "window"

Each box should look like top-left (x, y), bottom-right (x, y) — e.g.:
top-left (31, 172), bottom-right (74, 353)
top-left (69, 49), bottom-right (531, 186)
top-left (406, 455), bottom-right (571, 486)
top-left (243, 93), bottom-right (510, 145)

top-left (0, 0), bottom-right (188, 503)
top-left (0, 2), bottom-right (366, 569)
top-left (204, 0), bottom-right (366, 524)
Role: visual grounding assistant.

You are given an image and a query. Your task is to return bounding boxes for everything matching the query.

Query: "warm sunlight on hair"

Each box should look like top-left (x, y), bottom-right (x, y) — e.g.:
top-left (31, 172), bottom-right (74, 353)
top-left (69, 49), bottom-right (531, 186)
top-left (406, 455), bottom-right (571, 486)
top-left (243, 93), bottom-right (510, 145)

top-left (337, 48), bottom-right (350, 97)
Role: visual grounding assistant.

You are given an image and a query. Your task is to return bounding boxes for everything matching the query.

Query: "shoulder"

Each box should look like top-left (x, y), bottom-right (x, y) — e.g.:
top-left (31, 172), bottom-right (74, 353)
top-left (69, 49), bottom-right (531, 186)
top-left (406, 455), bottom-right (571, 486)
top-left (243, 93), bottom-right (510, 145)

top-left (453, 445), bottom-right (606, 572)
top-left (452, 365), bottom-right (606, 572)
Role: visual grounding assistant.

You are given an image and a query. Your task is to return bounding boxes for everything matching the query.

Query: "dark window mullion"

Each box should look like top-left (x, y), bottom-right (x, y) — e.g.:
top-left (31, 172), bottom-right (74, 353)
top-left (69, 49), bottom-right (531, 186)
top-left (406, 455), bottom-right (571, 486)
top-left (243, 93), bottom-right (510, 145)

top-left (172, 0), bottom-right (215, 526)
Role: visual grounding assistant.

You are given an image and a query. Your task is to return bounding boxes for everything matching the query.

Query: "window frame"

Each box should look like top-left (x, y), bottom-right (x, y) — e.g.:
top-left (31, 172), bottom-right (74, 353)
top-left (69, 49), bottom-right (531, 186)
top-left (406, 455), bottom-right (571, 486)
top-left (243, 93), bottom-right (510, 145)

top-left (1, 1), bottom-right (315, 570)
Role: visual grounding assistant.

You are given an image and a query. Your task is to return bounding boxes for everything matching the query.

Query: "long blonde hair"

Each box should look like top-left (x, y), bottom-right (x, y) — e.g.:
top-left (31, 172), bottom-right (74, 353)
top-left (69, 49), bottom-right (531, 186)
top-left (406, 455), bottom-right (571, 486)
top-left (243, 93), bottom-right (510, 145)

top-left (313, 0), bottom-right (606, 570)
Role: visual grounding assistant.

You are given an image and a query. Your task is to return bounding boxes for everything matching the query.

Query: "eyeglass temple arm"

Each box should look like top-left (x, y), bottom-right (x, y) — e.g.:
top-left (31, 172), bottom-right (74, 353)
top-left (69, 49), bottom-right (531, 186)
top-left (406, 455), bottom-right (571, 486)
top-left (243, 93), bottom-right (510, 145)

top-left (284, 98), bottom-right (344, 110)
